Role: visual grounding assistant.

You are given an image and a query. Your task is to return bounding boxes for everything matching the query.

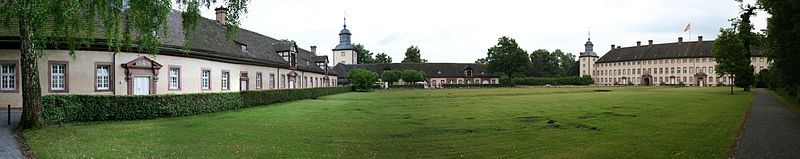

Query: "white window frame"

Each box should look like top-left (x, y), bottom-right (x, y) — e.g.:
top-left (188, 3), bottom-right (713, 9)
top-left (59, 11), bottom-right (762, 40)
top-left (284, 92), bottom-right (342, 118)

top-left (50, 64), bottom-right (66, 91)
top-left (169, 67), bottom-right (180, 90)
top-left (221, 71), bottom-right (230, 90)
top-left (96, 65), bottom-right (111, 91)
top-left (201, 69), bottom-right (211, 90)
top-left (1, 64), bottom-right (15, 91)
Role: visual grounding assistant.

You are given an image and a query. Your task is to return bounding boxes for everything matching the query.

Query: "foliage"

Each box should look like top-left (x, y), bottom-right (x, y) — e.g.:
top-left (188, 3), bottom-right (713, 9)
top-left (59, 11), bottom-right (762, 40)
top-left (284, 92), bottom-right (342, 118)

top-left (40, 87), bottom-right (350, 124)
top-left (373, 53), bottom-right (392, 64)
top-left (529, 49), bottom-right (576, 77)
top-left (713, 28), bottom-right (752, 91)
top-left (401, 45), bottom-right (426, 63)
top-left (348, 68), bottom-right (378, 91)
top-left (401, 69), bottom-right (426, 83)
top-left (475, 58), bottom-right (488, 64)
top-left (381, 70), bottom-right (403, 85)
top-left (26, 87), bottom-right (752, 158)
top-left (353, 43), bottom-right (375, 64)
top-left (759, 0), bottom-right (800, 103)
top-left (511, 76), bottom-right (594, 86)
top-left (755, 69), bottom-right (769, 88)
top-left (486, 36), bottom-right (530, 83)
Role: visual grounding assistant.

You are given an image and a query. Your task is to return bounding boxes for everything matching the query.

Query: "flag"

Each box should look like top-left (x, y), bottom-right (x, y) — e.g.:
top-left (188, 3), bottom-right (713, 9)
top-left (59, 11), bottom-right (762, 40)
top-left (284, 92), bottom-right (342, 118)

top-left (684, 23), bottom-right (691, 32)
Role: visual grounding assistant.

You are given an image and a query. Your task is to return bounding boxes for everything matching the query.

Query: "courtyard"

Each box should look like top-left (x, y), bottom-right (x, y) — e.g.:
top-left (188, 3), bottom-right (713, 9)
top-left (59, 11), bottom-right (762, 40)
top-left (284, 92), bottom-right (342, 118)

top-left (22, 87), bottom-right (752, 158)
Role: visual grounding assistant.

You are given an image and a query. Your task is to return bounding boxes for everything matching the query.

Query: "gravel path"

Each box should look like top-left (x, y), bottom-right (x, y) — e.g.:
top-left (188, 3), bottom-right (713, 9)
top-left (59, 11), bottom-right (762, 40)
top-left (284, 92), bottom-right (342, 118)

top-left (0, 109), bottom-right (22, 159)
top-left (735, 88), bottom-right (800, 158)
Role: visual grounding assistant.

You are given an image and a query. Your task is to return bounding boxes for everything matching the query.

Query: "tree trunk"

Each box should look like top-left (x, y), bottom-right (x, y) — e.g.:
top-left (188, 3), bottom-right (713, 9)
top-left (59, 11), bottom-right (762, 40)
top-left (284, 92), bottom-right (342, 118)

top-left (15, 1), bottom-right (45, 130)
top-left (730, 77), bottom-right (734, 95)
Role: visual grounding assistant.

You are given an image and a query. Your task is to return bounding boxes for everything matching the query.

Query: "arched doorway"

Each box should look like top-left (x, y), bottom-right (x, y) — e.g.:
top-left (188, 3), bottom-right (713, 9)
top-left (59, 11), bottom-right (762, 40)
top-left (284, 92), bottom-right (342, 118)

top-left (694, 72), bottom-right (708, 87)
top-left (641, 74), bottom-right (653, 86)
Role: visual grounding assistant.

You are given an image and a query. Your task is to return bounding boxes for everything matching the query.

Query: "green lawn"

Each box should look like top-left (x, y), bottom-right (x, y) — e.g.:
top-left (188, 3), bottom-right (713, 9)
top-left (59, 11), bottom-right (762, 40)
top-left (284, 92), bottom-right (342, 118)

top-left (24, 87), bottom-right (752, 158)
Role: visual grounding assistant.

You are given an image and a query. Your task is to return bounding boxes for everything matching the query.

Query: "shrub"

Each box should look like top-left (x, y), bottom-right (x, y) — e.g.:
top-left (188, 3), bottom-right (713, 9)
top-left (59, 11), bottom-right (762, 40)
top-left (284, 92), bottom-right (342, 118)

top-left (512, 76), bottom-right (594, 86)
top-left (348, 68), bottom-right (379, 91)
top-left (41, 87), bottom-right (351, 125)
top-left (401, 69), bottom-right (426, 83)
top-left (381, 70), bottom-right (402, 85)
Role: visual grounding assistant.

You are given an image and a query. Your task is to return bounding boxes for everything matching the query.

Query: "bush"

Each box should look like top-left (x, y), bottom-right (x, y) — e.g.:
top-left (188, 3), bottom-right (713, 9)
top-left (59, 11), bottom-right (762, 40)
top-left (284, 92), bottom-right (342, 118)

top-left (511, 76), bottom-right (594, 86)
top-left (41, 87), bottom-right (351, 125)
top-left (348, 68), bottom-right (379, 91)
top-left (388, 84), bottom-right (424, 89)
top-left (443, 84), bottom-right (502, 88)
top-left (381, 70), bottom-right (402, 85)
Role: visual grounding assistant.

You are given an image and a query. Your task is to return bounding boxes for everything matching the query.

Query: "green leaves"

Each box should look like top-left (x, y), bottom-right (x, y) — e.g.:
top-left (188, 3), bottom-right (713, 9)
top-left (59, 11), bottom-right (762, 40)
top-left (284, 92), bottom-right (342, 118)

top-left (401, 45), bottom-right (426, 63)
top-left (487, 36), bottom-right (530, 80)
top-left (40, 87), bottom-right (351, 125)
top-left (348, 68), bottom-right (379, 91)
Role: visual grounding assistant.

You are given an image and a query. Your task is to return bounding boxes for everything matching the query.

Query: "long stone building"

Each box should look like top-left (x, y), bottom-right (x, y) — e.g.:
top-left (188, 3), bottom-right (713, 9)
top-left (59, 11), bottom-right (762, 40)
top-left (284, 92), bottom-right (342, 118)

top-left (0, 8), bottom-right (340, 108)
top-left (579, 36), bottom-right (769, 86)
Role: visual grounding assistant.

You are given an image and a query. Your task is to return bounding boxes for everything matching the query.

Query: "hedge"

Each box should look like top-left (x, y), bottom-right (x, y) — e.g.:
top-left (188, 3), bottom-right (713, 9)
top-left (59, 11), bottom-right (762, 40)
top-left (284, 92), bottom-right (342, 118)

top-left (442, 84), bottom-right (502, 88)
top-left (511, 76), bottom-right (594, 86)
top-left (41, 87), bottom-right (351, 124)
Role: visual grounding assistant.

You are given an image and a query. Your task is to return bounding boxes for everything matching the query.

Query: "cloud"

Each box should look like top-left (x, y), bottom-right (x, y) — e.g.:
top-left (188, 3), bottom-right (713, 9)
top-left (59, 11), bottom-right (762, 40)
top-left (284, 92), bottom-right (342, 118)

top-left (200, 0), bottom-right (768, 63)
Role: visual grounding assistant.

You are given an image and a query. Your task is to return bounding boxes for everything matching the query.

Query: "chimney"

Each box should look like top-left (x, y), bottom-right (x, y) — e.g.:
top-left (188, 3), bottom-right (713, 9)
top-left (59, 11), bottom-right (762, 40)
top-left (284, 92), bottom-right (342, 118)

top-left (648, 40), bottom-right (653, 46)
top-left (215, 7), bottom-right (229, 25)
top-left (698, 36), bottom-right (703, 42)
top-left (310, 46), bottom-right (317, 55)
top-left (678, 37), bottom-right (683, 43)
top-left (611, 44), bottom-right (616, 50)
top-left (636, 41), bottom-right (641, 47)
top-left (617, 46), bottom-right (621, 49)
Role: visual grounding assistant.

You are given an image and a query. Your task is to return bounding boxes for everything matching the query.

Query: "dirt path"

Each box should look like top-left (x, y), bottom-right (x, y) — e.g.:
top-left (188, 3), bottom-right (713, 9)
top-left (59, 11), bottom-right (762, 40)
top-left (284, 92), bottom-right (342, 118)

top-left (735, 88), bottom-right (800, 158)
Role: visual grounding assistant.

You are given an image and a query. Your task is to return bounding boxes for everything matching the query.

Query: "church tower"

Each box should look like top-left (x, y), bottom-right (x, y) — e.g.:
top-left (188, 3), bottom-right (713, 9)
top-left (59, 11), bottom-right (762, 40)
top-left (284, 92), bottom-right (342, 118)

top-left (579, 34), bottom-right (599, 80)
top-left (332, 17), bottom-right (357, 65)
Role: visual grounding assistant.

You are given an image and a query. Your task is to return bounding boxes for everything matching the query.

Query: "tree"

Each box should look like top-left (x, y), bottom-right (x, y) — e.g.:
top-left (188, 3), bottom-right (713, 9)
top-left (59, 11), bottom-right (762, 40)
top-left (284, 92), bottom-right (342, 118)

top-left (401, 70), bottom-right (425, 84)
top-left (732, 4), bottom-right (759, 92)
top-left (551, 49), bottom-right (576, 77)
top-left (759, 0), bottom-right (800, 101)
top-left (353, 43), bottom-right (374, 64)
top-left (713, 28), bottom-right (749, 94)
top-left (381, 70), bottom-right (402, 85)
top-left (373, 53), bottom-right (392, 64)
top-left (475, 58), bottom-right (488, 64)
top-left (0, 0), bottom-right (249, 129)
top-left (529, 49), bottom-right (557, 77)
top-left (348, 68), bottom-right (378, 91)
top-left (486, 36), bottom-right (530, 83)
top-left (401, 45), bottom-right (426, 63)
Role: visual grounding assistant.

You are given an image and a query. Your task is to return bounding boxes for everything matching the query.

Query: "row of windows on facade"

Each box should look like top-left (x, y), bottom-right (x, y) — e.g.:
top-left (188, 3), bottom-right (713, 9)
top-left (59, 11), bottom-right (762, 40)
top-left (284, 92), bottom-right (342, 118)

top-left (0, 63), bottom-right (335, 93)
top-left (595, 57), bottom-right (765, 67)
top-left (597, 76), bottom-right (733, 84)
top-left (596, 66), bottom-right (716, 76)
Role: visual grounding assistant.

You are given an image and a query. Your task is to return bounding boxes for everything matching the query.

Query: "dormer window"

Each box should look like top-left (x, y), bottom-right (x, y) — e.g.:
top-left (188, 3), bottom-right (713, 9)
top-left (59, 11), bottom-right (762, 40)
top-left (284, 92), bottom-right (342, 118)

top-left (437, 71), bottom-right (442, 75)
top-left (464, 70), bottom-right (473, 77)
top-left (236, 42), bottom-right (248, 52)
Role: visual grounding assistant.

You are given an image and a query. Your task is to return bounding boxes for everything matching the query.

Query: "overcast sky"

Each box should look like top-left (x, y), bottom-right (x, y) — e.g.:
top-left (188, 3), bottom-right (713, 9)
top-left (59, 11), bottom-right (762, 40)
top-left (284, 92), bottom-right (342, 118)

top-left (200, 0), bottom-right (768, 63)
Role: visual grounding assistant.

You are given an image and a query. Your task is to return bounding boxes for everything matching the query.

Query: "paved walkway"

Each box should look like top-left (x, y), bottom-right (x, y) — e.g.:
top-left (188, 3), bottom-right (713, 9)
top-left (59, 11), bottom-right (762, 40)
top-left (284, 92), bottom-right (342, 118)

top-left (735, 89), bottom-right (800, 158)
top-left (0, 109), bottom-right (23, 159)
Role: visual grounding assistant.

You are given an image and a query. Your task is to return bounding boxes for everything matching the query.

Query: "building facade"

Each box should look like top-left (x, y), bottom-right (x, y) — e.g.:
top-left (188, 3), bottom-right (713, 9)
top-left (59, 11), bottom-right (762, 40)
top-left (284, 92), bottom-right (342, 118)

top-left (580, 36), bottom-right (769, 86)
top-left (333, 63), bottom-right (500, 85)
top-left (0, 8), bottom-right (338, 108)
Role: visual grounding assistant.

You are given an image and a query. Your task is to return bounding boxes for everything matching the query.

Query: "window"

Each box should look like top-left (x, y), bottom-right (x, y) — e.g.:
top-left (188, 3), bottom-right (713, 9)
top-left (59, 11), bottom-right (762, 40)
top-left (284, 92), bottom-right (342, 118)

top-left (683, 67), bottom-right (687, 73)
top-left (465, 70), bottom-right (473, 77)
top-left (341, 52), bottom-right (346, 56)
top-left (221, 71), bottom-right (230, 90)
top-left (281, 75), bottom-right (286, 88)
top-left (256, 73), bottom-right (262, 89)
top-left (49, 62), bottom-right (68, 92)
top-left (96, 64), bottom-right (111, 91)
top-left (168, 67), bottom-right (180, 90)
top-left (1, 63), bottom-right (16, 92)
top-left (237, 42), bottom-right (248, 52)
top-left (201, 69), bottom-right (211, 90)
top-left (269, 73), bottom-right (275, 89)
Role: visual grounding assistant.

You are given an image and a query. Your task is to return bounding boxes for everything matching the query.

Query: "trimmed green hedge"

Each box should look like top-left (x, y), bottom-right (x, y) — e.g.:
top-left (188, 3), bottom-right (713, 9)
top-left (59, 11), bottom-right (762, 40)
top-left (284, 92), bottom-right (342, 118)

top-left (511, 76), bottom-right (594, 86)
top-left (442, 84), bottom-right (502, 88)
top-left (41, 87), bottom-right (351, 124)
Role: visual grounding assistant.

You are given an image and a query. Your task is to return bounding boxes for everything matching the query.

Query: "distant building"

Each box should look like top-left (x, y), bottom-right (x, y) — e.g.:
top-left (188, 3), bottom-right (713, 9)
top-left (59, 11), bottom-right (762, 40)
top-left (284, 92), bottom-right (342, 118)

top-left (333, 63), bottom-right (500, 85)
top-left (331, 21), bottom-right (357, 65)
top-left (580, 36), bottom-right (769, 86)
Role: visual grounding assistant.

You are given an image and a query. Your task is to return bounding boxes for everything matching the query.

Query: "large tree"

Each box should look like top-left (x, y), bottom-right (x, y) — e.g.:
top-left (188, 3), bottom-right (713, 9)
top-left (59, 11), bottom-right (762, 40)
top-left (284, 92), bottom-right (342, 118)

top-left (381, 70), bottom-right (402, 85)
top-left (348, 68), bottom-right (378, 91)
top-left (732, 4), bottom-right (758, 92)
top-left (373, 53), bottom-right (392, 64)
top-left (352, 43), bottom-right (374, 64)
top-left (551, 49), bottom-right (576, 77)
top-left (758, 0), bottom-right (800, 100)
top-left (713, 28), bottom-right (749, 94)
top-left (0, 0), bottom-right (249, 129)
top-left (486, 36), bottom-right (530, 82)
top-left (401, 45), bottom-right (426, 63)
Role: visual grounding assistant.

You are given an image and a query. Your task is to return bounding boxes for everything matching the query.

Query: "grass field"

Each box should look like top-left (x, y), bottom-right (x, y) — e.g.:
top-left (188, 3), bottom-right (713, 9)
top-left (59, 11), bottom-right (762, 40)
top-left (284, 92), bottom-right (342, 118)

top-left (23, 87), bottom-right (753, 158)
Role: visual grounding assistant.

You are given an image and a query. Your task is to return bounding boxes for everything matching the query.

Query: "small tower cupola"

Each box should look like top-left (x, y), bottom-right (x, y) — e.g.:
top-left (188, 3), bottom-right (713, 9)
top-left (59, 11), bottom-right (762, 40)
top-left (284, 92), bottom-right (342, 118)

top-left (332, 15), bottom-right (357, 65)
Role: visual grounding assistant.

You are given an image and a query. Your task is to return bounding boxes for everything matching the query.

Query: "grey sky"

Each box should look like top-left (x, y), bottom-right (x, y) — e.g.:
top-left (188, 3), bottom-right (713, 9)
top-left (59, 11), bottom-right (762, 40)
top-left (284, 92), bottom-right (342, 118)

top-left (201, 0), bottom-right (768, 63)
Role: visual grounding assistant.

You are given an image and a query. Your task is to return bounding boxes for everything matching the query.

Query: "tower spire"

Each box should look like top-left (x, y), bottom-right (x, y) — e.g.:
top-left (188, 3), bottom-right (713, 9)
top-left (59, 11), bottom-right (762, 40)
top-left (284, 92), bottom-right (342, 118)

top-left (343, 11), bottom-right (347, 28)
top-left (588, 27), bottom-right (591, 41)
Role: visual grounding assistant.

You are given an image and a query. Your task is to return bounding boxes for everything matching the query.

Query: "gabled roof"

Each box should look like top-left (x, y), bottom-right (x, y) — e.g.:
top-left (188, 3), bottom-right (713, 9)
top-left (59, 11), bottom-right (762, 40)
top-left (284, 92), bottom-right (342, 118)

top-left (333, 63), bottom-right (499, 78)
top-left (597, 40), bottom-right (763, 63)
